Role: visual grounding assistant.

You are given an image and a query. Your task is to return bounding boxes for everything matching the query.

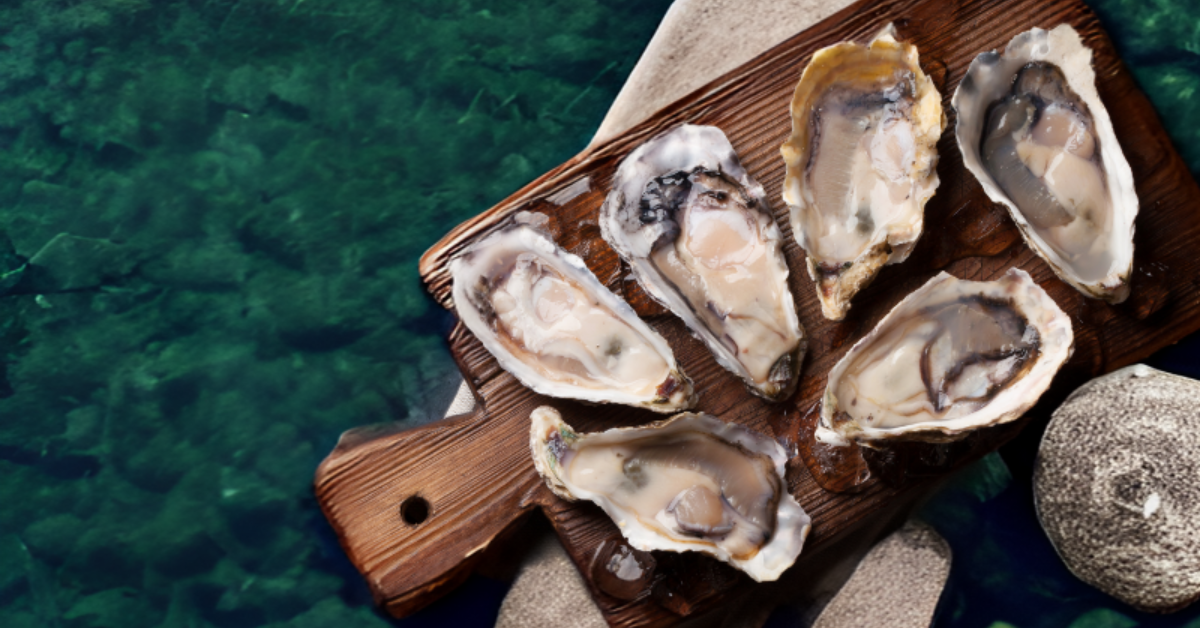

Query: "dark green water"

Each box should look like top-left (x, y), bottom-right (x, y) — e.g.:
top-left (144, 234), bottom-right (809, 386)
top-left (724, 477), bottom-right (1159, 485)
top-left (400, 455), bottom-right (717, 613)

top-left (0, 1), bottom-right (1197, 627)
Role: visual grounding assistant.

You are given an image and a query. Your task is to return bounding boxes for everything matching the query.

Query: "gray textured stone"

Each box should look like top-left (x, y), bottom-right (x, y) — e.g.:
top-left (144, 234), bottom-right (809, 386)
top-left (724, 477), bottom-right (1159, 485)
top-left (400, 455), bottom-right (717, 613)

top-left (812, 520), bottom-right (951, 628)
top-left (1035, 364), bottom-right (1200, 613)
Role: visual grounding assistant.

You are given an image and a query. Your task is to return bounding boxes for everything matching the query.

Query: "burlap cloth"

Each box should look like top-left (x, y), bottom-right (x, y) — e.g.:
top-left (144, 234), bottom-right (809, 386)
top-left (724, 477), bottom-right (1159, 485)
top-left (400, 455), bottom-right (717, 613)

top-left (444, 1), bottom-right (953, 625)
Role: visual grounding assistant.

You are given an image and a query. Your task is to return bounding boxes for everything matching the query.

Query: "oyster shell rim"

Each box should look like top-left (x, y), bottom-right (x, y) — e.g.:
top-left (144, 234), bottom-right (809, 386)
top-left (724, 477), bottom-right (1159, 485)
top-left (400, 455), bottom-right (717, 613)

top-left (450, 222), bottom-right (696, 413)
top-left (529, 405), bottom-right (812, 582)
top-left (599, 123), bottom-right (808, 402)
top-left (780, 31), bottom-right (947, 321)
top-left (817, 268), bottom-right (1075, 446)
top-left (951, 23), bottom-right (1138, 304)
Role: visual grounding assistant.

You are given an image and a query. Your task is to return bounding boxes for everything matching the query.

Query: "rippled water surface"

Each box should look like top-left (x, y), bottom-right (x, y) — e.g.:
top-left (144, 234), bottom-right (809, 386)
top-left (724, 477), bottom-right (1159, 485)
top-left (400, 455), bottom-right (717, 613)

top-left (0, 0), bottom-right (1197, 627)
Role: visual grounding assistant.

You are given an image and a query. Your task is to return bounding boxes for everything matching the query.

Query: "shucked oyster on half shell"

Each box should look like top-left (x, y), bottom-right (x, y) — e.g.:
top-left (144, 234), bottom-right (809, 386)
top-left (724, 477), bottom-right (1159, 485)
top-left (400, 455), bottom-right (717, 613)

top-left (954, 25), bottom-right (1137, 303)
top-left (781, 29), bottom-right (946, 321)
top-left (818, 269), bottom-right (1073, 446)
top-left (601, 125), bottom-right (806, 402)
top-left (451, 222), bottom-right (695, 413)
top-left (530, 406), bottom-right (811, 582)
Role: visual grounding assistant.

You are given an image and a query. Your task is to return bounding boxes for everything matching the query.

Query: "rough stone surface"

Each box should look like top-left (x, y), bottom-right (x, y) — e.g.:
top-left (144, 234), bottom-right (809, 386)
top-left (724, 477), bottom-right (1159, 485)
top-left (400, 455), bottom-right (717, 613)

top-left (812, 519), bottom-right (951, 628)
top-left (1034, 364), bottom-right (1200, 613)
top-left (590, 0), bottom-right (857, 147)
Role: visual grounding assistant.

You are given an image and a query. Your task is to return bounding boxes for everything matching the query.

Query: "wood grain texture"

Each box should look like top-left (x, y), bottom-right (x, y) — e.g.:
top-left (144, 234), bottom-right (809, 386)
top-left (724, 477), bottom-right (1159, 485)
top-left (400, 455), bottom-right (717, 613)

top-left (315, 0), bottom-right (1200, 625)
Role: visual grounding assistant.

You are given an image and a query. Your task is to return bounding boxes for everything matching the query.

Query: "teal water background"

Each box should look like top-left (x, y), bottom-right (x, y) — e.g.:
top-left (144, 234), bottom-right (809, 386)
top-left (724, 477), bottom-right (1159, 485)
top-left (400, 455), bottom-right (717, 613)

top-left (0, 1), bottom-right (1197, 627)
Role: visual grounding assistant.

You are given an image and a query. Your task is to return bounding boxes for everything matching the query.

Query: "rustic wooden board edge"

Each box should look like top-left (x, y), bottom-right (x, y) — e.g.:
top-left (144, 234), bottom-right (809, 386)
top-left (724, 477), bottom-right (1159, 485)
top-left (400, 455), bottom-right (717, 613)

top-left (315, 0), bottom-right (1200, 625)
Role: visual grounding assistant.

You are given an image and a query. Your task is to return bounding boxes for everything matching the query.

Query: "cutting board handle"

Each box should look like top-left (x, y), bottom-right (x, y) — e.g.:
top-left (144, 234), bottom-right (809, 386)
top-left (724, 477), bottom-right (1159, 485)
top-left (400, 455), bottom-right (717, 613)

top-left (314, 406), bottom-right (545, 617)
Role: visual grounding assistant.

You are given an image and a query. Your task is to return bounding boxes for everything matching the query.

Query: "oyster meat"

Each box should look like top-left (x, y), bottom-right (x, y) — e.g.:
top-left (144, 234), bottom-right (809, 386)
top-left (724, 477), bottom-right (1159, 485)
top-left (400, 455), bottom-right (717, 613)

top-left (601, 125), bottom-right (806, 401)
top-left (530, 406), bottom-right (811, 581)
top-left (451, 222), bottom-right (695, 413)
top-left (818, 269), bottom-right (1073, 446)
top-left (781, 29), bottom-right (946, 321)
top-left (954, 25), bottom-right (1137, 303)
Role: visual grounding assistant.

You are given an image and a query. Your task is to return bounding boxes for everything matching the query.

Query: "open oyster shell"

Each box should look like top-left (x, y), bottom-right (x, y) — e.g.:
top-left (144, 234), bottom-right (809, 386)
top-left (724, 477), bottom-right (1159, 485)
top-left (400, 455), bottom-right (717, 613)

top-left (601, 125), bottom-right (806, 401)
top-left (451, 223), bottom-right (695, 413)
top-left (953, 25), bottom-right (1137, 303)
top-left (818, 268), bottom-right (1073, 446)
top-left (781, 30), bottom-right (946, 321)
top-left (530, 406), bottom-right (811, 582)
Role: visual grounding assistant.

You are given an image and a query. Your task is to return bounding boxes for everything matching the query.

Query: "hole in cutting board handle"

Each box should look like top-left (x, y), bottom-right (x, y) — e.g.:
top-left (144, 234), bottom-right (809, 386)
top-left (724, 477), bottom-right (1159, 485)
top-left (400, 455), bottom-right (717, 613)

top-left (400, 495), bottom-right (430, 526)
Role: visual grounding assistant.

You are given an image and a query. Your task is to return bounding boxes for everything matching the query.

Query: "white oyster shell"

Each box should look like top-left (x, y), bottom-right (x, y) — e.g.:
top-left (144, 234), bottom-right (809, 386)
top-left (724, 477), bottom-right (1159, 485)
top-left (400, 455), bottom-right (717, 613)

top-left (601, 124), bottom-right (806, 401)
top-left (781, 31), bottom-right (946, 321)
top-left (818, 268), bottom-right (1074, 446)
top-left (530, 406), bottom-right (810, 581)
top-left (451, 223), bottom-right (695, 412)
top-left (953, 25), bottom-right (1137, 303)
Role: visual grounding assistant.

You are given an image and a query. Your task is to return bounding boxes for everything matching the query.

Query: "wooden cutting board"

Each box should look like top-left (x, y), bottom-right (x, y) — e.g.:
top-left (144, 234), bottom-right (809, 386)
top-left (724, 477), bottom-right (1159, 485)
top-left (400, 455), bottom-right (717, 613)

top-left (314, 0), bottom-right (1200, 624)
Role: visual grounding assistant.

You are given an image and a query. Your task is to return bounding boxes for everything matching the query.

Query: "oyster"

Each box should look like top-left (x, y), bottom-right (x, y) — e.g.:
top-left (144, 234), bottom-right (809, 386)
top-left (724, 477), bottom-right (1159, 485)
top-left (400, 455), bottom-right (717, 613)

top-left (781, 29), bottom-right (946, 321)
top-left (451, 222), bottom-right (695, 413)
top-left (954, 25), bottom-right (1137, 303)
top-left (601, 125), bottom-right (806, 401)
top-left (530, 406), bottom-right (811, 581)
top-left (818, 269), bottom-right (1073, 446)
